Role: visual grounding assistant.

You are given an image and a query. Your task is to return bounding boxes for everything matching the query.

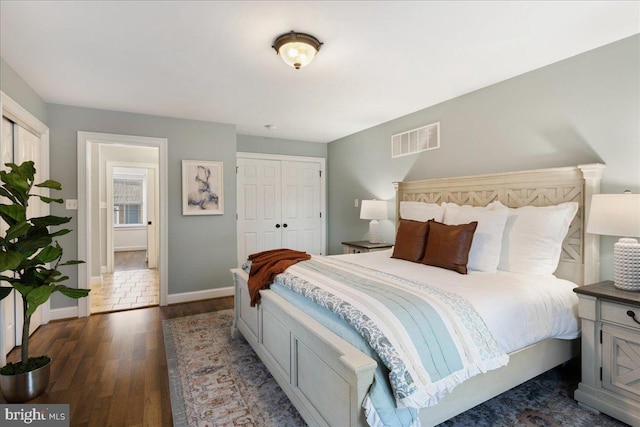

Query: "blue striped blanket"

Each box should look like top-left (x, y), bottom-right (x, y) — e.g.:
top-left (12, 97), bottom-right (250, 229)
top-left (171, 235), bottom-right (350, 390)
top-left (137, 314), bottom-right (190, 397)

top-left (276, 256), bottom-right (509, 409)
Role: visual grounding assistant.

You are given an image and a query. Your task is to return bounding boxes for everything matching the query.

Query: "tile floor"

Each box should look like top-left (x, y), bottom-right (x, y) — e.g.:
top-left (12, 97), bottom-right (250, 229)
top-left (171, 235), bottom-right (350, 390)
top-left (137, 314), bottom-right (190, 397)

top-left (91, 251), bottom-right (159, 313)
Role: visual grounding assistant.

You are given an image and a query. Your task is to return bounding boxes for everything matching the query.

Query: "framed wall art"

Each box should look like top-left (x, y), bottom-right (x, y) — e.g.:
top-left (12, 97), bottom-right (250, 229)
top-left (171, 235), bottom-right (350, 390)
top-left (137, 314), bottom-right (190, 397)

top-left (182, 160), bottom-right (224, 215)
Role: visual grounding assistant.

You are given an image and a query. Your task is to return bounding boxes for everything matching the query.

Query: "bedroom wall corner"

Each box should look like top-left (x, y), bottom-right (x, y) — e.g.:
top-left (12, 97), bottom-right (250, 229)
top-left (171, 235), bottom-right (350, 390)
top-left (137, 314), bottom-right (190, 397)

top-left (0, 57), bottom-right (48, 125)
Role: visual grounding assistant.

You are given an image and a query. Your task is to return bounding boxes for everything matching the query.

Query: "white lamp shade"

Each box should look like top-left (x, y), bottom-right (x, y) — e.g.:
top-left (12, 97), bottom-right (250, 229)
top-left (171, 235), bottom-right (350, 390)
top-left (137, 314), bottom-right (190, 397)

top-left (587, 193), bottom-right (640, 237)
top-left (360, 200), bottom-right (388, 220)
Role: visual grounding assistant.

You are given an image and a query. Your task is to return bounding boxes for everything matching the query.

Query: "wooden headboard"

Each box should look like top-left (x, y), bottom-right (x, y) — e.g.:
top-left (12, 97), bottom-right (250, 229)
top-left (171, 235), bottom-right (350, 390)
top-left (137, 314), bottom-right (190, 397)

top-left (394, 164), bottom-right (606, 285)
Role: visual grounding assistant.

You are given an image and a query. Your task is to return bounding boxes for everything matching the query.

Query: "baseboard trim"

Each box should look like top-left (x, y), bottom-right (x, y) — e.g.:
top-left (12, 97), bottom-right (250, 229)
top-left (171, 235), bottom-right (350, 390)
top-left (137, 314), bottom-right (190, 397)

top-left (50, 306), bottom-right (78, 321)
top-left (91, 275), bottom-right (103, 286)
top-left (167, 287), bottom-right (234, 305)
top-left (114, 246), bottom-right (147, 252)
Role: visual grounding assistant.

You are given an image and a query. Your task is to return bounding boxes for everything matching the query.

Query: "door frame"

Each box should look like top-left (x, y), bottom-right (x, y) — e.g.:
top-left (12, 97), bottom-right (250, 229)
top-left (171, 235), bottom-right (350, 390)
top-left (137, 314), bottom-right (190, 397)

top-left (0, 92), bottom-right (50, 365)
top-left (236, 152), bottom-right (326, 265)
top-left (77, 132), bottom-right (168, 317)
top-left (106, 162), bottom-right (158, 274)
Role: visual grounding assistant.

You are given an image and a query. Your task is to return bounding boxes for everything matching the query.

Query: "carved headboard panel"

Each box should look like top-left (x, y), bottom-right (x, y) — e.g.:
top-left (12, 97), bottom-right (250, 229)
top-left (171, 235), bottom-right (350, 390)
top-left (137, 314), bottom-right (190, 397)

top-left (394, 164), bottom-right (606, 285)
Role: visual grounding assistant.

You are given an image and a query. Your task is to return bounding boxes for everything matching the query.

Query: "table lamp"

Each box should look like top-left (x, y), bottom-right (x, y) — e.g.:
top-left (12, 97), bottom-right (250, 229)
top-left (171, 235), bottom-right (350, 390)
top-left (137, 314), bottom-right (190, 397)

top-left (360, 200), bottom-right (387, 244)
top-left (587, 192), bottom-right (640, 290)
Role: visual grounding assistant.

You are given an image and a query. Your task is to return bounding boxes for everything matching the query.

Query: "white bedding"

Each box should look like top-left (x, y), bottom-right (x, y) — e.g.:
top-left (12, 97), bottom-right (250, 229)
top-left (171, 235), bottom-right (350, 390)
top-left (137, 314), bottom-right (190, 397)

top-left (334, 249), bottom-right (580, 354)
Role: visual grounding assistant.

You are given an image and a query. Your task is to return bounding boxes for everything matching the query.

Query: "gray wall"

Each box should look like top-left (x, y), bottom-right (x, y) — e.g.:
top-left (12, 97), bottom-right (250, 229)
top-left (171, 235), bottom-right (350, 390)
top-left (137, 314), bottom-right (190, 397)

top-left (237, 134), bottom-right (327, 158)
top-left (327, 34), bottom-right (640, 282)
top-left (1, 57), bottom-right (47, 125)
top-left (46, 104), bottom-right (237, 308)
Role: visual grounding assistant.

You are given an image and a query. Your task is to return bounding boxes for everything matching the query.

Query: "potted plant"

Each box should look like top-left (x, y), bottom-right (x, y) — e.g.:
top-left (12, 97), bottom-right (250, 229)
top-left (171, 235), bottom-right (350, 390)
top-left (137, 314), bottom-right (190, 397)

top-left (0, 161), bottom-right (89, 402)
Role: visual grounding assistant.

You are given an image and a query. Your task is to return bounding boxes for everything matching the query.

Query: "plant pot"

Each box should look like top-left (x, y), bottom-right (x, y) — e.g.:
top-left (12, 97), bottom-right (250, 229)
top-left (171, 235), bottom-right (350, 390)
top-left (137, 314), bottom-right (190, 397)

top-left (0, 359), bottom-right (50, 403)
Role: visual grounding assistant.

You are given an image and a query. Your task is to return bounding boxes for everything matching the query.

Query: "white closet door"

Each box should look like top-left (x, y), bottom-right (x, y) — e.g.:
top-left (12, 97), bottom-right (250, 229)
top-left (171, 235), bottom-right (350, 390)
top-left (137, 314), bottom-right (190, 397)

top-left (281, 161), bottom-right (322, 255)
top-left (14, 125), bottom-right (44, 337)
top-left (1, 117), bottom-right (16, 354)
top-left (236, 158), bottom-right (282, 266)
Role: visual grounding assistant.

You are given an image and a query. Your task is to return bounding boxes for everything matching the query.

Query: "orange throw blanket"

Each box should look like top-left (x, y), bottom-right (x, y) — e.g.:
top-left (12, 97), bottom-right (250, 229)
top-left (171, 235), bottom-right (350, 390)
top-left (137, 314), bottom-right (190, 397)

top-left (247, 248), bottom-right (311, 306)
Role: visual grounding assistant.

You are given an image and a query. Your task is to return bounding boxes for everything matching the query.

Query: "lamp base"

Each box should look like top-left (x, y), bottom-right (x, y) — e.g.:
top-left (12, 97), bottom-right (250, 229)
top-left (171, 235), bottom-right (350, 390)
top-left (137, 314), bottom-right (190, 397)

top-left (369, 220), bottom-right (380, 244)
top-left (613, 238), bottom-right (640, 291)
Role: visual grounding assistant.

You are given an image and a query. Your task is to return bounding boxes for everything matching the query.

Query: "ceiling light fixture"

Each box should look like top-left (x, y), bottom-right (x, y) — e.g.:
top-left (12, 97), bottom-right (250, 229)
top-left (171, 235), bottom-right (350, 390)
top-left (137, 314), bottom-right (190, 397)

top-left (272, 31), bottom-right (323, 70)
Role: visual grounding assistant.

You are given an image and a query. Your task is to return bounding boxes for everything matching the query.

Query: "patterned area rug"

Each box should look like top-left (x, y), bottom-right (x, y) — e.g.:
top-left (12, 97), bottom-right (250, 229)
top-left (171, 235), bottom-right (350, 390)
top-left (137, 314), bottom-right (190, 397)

top-left (164, 310), bottom-right (627, 427)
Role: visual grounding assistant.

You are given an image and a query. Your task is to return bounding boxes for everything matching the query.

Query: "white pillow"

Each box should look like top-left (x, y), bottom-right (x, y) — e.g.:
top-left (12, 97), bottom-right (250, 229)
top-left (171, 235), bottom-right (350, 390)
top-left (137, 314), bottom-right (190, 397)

top-left (443, 201), bottom-right (509, 272)
top-left (399, 201), bottom-right (444, 222)
top-left (498, 202), bottom-right (579, 276)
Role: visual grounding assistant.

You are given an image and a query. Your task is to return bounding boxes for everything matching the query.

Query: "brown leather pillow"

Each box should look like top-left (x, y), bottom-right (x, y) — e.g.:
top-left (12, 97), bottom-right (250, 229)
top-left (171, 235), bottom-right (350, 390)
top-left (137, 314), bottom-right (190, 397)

top-left (392, 219), bottom-right (429, 262)
top-left (421, 220), bottom-right (478, 274)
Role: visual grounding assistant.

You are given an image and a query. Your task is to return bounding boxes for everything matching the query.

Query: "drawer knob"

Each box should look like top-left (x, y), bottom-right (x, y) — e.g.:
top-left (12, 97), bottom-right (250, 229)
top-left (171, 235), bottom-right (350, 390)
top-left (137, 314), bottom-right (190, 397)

top-left (626, 310), bottom-right (640, 325)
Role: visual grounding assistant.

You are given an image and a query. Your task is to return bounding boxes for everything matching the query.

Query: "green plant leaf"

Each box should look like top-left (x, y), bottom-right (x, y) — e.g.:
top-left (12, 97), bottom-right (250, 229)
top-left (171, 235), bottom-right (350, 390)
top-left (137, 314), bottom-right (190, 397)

top-left (35, 179), bottom-right (62, 190)
top-left (0, 286), bottom-right (12, 301)
top-left (1, 173), bottom-right (30, 198)
top-left (30, 215), bottom-right (71, 227)
top-left (34, 245), bottom-right (62, 264)
top-left (13, 283), bottom-right (33, 297)
top-left (60, 259), bottom-right (85, 266)
top-left (0, 251), bottom-right (22, 272)
top-left (17, 161), bottom-right (36, 180)
top-left (26, 285), bottom-right (54, 316)
top-left (49, 229), bottom-right (71, 238)
top-left (6, 221), bottom-right (31, 241)
top-left (0, 187), bottom-right (17, 203)
top-left (0, 204), bottom-right (26, 223)
top-left (36, 196), bottom-right (64, 204)
top-left (56, 285), bottom-right (90, 299)
top-left (16, 237), bottom-right (53, 258)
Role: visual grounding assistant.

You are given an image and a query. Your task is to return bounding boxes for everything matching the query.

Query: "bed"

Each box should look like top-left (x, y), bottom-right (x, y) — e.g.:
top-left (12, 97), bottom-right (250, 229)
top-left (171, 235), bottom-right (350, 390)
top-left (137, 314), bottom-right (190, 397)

top-left (230, 164), bottom-right (605, 427)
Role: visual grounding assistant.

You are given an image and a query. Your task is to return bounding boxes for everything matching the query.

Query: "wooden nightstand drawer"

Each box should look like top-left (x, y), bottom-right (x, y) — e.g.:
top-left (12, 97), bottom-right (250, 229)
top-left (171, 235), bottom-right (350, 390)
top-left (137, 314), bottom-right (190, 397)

top-left (601, 301), bottom-right (640, 331)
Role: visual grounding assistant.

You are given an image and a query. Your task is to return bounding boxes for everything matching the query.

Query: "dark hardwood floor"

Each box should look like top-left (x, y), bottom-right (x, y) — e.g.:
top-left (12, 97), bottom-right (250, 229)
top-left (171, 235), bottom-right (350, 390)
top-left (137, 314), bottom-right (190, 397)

top-left (1, 296), bottom-right (235, 426)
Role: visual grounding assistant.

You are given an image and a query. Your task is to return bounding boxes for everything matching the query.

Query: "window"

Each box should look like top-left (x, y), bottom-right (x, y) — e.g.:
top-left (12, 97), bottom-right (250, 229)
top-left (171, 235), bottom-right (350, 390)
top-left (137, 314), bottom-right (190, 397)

top-left (113, 178), bottom-right (143, 225)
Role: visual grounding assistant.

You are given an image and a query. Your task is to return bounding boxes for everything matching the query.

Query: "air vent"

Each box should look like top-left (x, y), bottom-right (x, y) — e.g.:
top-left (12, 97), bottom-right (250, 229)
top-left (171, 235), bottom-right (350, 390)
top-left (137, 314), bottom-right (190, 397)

top-left (391, 122), bottom-right (440, 158)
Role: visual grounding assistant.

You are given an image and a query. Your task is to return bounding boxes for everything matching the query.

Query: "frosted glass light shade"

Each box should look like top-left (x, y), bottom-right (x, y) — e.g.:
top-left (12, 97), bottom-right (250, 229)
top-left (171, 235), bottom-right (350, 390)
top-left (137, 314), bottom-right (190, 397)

top-left (360, 200), bottom-right (388, 220)
top-left (587, 193), bottom-right (640, 237)
top-left (272, 31), bottom-right (322, 69)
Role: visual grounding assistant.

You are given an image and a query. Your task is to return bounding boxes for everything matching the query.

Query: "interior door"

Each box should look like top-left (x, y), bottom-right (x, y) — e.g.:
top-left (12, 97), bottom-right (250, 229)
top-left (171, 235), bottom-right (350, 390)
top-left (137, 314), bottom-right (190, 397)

top-left (13, 124), bottom-right (44, 337)
top-left (146, 167), bottom-right (158, 269)
top-left (1, 117), bottom-right (16, 354)
top-left (281, 161), bottom-right (322, 255)
top-left (236, 158), bottom-right (282, 266)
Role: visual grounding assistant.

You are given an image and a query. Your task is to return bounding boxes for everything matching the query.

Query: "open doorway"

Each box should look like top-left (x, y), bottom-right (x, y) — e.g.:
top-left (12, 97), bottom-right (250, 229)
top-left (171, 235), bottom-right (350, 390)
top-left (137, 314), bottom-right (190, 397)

top-left (92, 163), bottom-right (159, 313)
top-left (77, 132), bottom-right (168, 318)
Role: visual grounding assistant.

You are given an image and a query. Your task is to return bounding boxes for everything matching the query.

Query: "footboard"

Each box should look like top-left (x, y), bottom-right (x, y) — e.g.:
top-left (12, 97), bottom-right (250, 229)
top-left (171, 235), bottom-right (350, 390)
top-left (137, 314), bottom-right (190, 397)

top-left (231, 268), bottom-right (377, 427)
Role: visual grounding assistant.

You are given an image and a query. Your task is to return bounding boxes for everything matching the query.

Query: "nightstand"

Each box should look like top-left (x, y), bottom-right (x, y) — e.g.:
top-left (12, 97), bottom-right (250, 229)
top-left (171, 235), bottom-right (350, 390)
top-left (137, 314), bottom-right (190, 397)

top-left (574, 281), bottom-right (640, 425)
top-left (341, 241), bottom-right (393, 254)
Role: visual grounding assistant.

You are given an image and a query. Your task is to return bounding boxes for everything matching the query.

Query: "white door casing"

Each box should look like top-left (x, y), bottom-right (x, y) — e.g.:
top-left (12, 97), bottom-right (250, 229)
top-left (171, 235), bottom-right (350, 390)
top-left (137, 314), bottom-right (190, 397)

top-left (236, 153), bottom-right (326, 266)
top-left (77, 132), bottom-right (168, 317)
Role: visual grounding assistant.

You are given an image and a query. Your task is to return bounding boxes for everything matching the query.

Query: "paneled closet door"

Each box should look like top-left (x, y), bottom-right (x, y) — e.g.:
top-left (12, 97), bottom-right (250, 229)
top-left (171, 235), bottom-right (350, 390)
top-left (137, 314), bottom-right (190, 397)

top-left (281, 161), bottom-right (322, 255)
top-left (1, 117), bottom-right (16, 353)
top-left (237, 158), bottom-right (282, 265)
top-left (13, 125), bottom-right (45, 337)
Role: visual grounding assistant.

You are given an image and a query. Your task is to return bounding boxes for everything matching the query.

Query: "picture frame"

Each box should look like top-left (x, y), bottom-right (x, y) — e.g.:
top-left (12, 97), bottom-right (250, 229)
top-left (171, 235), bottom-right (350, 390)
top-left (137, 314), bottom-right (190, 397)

top-left (182, 160), bottom-right (224, 215)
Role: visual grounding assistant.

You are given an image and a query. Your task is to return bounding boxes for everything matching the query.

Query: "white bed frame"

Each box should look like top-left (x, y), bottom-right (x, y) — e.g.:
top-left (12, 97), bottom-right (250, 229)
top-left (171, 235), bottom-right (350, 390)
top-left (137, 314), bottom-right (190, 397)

top-left (231, 164), bottom-right (605, 427)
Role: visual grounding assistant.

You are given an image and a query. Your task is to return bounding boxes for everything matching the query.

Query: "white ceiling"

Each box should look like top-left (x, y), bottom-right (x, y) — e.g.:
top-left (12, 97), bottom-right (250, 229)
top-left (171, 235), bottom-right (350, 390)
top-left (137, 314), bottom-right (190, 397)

top-left (1, 1), bottom-right (638, 143)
